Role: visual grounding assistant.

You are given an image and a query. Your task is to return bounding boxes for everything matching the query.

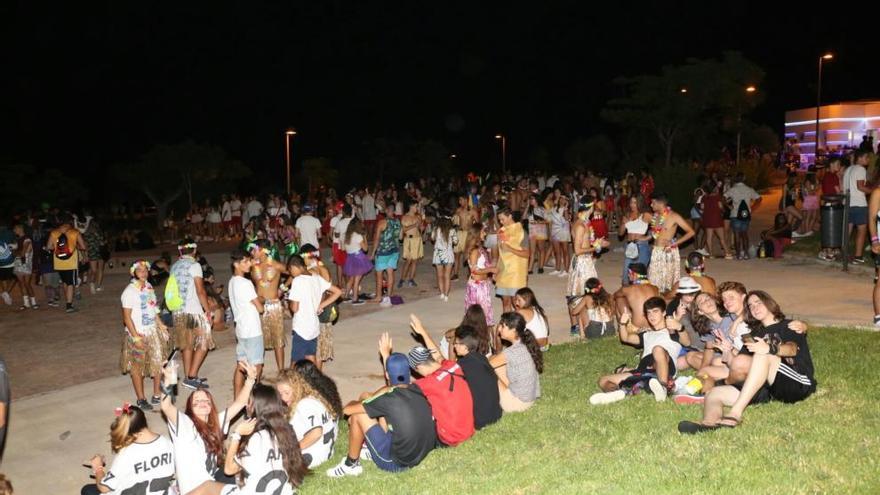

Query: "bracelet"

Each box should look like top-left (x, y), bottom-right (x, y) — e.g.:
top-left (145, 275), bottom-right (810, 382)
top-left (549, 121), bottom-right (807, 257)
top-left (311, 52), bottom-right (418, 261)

top-left (229, 432), bottom-right (242, 441)
top-left (872, 236), bottom-right (879, 243)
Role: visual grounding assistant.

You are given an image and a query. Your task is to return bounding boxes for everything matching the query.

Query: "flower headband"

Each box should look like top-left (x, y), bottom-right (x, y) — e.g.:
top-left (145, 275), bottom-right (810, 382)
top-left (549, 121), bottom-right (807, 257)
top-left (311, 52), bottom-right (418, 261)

top-left (178, 242), bottom-right (198, 252)
top-left (586, 283), bottom-right (603, 294)
top-left (114, 402), bottom-right (132, 416)
top-left (130, 260), bottom-right (151, 276)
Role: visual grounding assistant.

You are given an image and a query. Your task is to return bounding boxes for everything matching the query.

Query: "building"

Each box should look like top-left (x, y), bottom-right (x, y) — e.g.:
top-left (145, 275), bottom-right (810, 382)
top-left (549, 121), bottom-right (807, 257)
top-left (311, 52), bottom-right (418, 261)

top-left (784, 100), bottom-right (880, 164)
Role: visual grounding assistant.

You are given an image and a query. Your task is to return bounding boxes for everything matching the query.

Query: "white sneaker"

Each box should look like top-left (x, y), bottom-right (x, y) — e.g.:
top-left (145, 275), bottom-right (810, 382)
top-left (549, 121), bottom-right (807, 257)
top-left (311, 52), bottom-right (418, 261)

top-left (557, 271), bottom-right (568, 278)
top-left (589, 390), bottom-right (626, 405)
top-left (548, 270), bottom-right (559, 276)
top-left (1, 292), bottom-right (11, 305)
top-left (89, 282), bottom-right (96, 294)
top-left (649, 378), bottom-right (668, 402)
top-left (696, 248), bottom-right (710, 256)
top-left (359, 445), bottom-right (373, 461)
top-left (442, 294), bottom-right (449, 302)
top-left (380, 296), bottom-right (392, 308)
top-left (326, 458), bottom-right (363, 478)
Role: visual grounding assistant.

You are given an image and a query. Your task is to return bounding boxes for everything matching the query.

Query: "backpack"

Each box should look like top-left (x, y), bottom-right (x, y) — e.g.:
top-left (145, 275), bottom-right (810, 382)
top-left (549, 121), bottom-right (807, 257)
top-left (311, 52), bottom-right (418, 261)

top-left (54, 232), bottom-right (74, 260)
top-left (164, 273), bottom-right (184, 311)
top-left (0, 242), bottom-right (13, 266)
top-left (736, 200), bottom-right (751, 221)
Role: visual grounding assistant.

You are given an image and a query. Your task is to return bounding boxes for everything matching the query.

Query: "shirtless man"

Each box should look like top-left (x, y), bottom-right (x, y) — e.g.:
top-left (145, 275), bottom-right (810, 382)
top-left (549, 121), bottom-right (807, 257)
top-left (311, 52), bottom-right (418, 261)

top-left (248, 240), bottom-right (289, 370)
top-left (613, 263), bottom-right (660, 329)
top-left (667, 252), bottom-right (716, 299)
top-left (452, 195), bottom-right (477, 281)
top-left (647, 192), bottom-right (695, 292)
top-left (399, 201), bottom-right (424, 288)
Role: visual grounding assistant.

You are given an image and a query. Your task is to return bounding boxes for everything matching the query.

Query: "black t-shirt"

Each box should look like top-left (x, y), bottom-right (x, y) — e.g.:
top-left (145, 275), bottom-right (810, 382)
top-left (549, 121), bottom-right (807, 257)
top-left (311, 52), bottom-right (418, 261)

top-left (362, 386), bottom-right (436, 467)
top-left (457, 353), bottom-right (502, 429)
top-left (751, 319), bottom-right (815, 381)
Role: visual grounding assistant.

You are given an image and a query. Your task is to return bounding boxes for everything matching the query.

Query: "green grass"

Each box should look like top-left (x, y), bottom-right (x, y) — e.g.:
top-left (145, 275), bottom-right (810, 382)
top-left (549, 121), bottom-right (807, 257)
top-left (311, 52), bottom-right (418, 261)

top-left (787, 235), bottom-right (821, 255)
top-left (303, 328), bottom-right (880, 494)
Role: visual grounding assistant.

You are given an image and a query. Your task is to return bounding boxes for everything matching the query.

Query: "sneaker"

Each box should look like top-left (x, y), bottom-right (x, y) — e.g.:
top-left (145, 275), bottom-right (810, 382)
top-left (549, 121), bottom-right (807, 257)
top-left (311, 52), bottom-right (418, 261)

top-left (89, 282), bottom-right (96, 294)
top-left (673, 394), bottom-right (705, 405)
top-left (197, 377), bottom-right (210, 388)
top-left (852, 256), bottom-right (866, 265)
top-left (649, 378), bottom-right (668, 402)
top-left (380, 296), bottom-right (392, 308)
top-left (557, 271), bottom-right (568, 278)
top-left (0, 292), bottom-right (11, 305)
top-left (136, 399), bottom-right (154, 411)
top-left (408, 279), bottom-right (418, 287)
top-left (548, 270), bottom-right (560, 276)
top-left (442, 294), bottom-right (449, 302)
top-left (47, 300), bottom-right (59, 308)
top-left (351, 299), bottom-right (365, 306)
top-left (696, 248), bottom-right (710, 256)
top-left (589, 390), bottom-right (626, 405)
top-left (397, 280), bottom-right (404, 289)
top-left (326, 458), bottom-right (363, 478)
top-left (181, 378), bottom-right (202, 390)
top-left (150, 395), bottom-right (162, 406)
top-left (359, 445), bottom-right (373, 461)
top-left (538, 268), bottom-right (544, 274)
top-left (570, 325), bottom-right (580, 337)
top-left (96, 286), bottom-right (104, 292)
top-left (65, 306), bottom-right (78, 314)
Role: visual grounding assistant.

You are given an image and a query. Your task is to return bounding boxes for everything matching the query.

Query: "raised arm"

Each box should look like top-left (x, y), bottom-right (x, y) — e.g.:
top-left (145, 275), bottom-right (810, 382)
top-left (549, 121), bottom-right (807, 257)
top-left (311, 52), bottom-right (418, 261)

top-left (409, 314), bottom-right (440, 356)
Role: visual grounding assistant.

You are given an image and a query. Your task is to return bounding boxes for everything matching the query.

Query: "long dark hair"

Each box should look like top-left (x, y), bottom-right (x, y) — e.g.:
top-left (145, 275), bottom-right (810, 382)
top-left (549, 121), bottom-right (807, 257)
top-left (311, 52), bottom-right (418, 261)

top-left (435, 215), bottom-right (453, 243)
top-left (515, 287), bottom-right (548, 332)
top-left (584, 278), bottom-right (613, 318)
top-left (690, 292), bottom-right (722, 336)
top-left (461, 304), bottom-right (491, 355)
top-left (498, 312), bottom-right (543, 374)
top-left (745, 290), bottom-right (786, 331)
top-left (185, 390), bottom-right (224, 464)
top-left (239, 384), bottom-right (308, 488)
top-left (344, 218), bottom-right (365, 245)
top-left (294, 360), bottom-right (343, 418)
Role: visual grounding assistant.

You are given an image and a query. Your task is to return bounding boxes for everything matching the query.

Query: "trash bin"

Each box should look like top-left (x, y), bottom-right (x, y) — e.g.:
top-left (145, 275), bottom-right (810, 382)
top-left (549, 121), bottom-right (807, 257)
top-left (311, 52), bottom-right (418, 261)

top-left (821, 194), bottom-right (845, 248)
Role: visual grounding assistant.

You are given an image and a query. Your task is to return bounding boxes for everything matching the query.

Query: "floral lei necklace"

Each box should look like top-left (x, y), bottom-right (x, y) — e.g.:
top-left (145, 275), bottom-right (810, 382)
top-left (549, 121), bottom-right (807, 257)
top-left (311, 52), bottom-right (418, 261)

top-left (650, 207), bottom-right (671, 240)
top-left (633, 275), bottom-right (651, 285)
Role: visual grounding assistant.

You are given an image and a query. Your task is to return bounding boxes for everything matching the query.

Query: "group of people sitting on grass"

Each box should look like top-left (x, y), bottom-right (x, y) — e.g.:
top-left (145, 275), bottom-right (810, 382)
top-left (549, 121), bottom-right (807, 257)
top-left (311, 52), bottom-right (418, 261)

top-left (588, 252), bottom-right (816, 433)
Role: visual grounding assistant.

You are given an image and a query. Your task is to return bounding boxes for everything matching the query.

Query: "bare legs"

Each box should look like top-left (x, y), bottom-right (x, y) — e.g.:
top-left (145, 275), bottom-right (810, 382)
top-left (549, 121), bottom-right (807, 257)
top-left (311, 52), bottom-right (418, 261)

top-left (700, 353), bottom-right (781, 425)
top-left (705, 228), bottom-right (729, 257)
top-left (435, 264), bottom-right (452, 298)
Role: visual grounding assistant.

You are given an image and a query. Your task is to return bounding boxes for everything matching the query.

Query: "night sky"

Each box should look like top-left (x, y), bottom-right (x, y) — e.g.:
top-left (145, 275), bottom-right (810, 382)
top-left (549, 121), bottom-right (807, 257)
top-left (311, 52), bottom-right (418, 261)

top-left (2, 2), bottom-right (875, 180)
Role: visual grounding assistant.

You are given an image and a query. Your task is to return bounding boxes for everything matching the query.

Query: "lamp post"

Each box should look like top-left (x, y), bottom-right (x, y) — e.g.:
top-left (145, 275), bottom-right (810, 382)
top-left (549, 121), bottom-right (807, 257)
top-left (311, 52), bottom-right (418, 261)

top-left (495, 134), bottom-right (506, 175)
top-left (285, 129), bottom-right (297, 197)
top-left (815, 53), bottom-right (833, 162)
top-left (736, 85), bottom-right (757, 166)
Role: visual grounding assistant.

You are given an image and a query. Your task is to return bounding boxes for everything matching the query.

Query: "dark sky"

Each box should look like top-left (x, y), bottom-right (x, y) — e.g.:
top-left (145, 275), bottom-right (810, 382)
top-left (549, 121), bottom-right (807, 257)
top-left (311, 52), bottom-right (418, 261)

top-left (2, 1), bottom-right (875, 179)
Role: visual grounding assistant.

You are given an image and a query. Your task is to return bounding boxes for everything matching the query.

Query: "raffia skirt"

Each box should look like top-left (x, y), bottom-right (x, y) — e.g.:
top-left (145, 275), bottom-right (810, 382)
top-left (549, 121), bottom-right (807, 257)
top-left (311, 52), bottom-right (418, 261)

top-left (173, 312), bottom-right (216, 351)
top-left (120, 326), bottom-right (170, 376)
top-left (261, 300), bottom-right (286, 349)
top-left (318, 322), bottom-right (334, 362)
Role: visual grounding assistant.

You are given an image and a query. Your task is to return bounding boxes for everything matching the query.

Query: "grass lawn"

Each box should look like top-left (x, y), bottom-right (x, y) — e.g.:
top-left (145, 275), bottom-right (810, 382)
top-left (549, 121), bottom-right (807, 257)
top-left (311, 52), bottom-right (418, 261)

top-left (302, 327), bottom-right (880, 495)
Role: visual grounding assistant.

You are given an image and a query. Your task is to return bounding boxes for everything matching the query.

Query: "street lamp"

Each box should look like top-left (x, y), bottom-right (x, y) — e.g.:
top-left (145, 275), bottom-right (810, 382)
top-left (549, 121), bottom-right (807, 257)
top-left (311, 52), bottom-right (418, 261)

top-left (680, 87), bottom-right (688, 94)
top-left (285, 129), bottom-right (297, 197)
top-left (815, 53), bottom-right (833, 162)
top-left (736, 86), bottom-right (758, 166)
top-left (495, 134), bottom-right (506, 174)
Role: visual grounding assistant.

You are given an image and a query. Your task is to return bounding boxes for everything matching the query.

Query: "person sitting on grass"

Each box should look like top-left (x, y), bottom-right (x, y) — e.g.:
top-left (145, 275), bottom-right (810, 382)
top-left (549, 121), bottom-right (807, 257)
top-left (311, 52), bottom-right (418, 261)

top-left (668, 251), bottom-right (716, 297)
top-left (326, 333), bottom-right (436, 477)
top-left (589, 297), bottom-right (681, 405)
top-left (663, 276), bottom-right (700, 370)
top-left (678, 290), bottom-right (815, 433)
top-left (438, 304), bottom-right (495, 359)
top-left (568, 277), bottom-right (615, 339)
top-left (760, 213), bottom-right (793, 259)
top-left (274, 363), bottom-right (341, 469)
top-left (489, 312), bottom-right (543, 412)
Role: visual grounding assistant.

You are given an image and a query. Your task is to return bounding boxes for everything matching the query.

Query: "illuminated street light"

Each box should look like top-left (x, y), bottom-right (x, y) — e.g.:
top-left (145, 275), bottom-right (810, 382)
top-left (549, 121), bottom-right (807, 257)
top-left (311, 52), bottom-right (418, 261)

top-left (495, 134), bottom-right (507, 174)
top-left (816, 53), bottom-right (833, 157)
top-left (285, 128), bottom-right (297, 196)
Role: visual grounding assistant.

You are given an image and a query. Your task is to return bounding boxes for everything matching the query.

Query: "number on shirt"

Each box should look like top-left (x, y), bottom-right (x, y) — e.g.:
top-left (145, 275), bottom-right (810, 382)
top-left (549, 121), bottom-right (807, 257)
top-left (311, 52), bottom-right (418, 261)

top-left (256, 470), bottom-right (288, 495)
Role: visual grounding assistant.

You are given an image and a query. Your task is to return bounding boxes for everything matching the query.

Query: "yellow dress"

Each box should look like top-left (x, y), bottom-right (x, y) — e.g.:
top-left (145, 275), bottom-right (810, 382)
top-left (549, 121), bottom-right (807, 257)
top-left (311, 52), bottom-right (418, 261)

top-left (496, 222), bottom-right (527, 291)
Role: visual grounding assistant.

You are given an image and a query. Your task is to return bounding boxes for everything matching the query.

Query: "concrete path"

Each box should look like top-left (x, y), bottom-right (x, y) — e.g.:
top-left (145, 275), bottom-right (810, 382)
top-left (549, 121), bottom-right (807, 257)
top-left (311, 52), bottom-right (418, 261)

top-left (5, 187), bottom-right (877, 493)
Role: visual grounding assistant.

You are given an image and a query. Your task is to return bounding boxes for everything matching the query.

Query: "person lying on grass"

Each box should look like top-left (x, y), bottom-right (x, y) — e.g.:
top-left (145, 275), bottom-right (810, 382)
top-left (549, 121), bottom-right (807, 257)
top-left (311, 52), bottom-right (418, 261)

top-left (590, 297), bottom-right (681, 405)
top-left (326, 333), bottom-right (436, 477)
top-left (678, 290), bottom-right (815, 433)
top-left (489, 312), bottom-right (543, 412)
top-left (413, 313), bottom-right (503, 430)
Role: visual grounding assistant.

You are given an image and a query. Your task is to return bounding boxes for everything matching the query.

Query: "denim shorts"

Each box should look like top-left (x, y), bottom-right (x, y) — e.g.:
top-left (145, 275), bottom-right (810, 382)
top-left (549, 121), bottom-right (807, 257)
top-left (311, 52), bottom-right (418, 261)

top-left (849, 206), bottom-right (867, 226)
top-left (236, 336), bottom-right (265, 365)
top-left (291, 331), bottom-right (318, 362)
top-left (730, 219), bottom-right (750, 232)
top-left (364, 424), bottom-right (406, 473)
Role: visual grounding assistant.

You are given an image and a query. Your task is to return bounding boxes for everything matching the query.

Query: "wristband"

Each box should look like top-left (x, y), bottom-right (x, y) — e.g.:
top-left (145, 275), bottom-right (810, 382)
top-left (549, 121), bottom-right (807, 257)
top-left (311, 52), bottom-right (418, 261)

top-left (768, 341), bottom-right (779, 356)
top-left (872, 236), bottom-right (879, 243)
top-left (230, 432), bottom-right (242, 441)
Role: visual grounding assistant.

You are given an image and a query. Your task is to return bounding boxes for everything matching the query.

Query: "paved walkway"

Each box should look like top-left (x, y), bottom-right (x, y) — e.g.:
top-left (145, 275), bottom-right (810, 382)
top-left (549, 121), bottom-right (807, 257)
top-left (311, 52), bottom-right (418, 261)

top-left (5, 187), bottom-right (877, 492)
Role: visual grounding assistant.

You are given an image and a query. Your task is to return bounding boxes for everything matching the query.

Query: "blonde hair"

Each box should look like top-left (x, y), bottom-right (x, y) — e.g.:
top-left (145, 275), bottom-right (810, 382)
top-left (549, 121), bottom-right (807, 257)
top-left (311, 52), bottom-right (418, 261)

top-left (109, 406), bottom-right (147, 453)
top-left (274, 369), bottom-right (338, 421)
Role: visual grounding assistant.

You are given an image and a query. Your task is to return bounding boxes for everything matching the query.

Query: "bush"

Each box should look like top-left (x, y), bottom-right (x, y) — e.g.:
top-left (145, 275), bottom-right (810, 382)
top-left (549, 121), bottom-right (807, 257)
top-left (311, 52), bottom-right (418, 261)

top-left (652, 162), bottom-right (701, 213)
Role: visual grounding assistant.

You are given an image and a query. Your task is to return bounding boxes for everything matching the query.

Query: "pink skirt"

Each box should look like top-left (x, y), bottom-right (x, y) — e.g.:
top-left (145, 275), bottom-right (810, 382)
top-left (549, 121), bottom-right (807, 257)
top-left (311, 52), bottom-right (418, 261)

top-left (465, 278), bottom-right (494, 325)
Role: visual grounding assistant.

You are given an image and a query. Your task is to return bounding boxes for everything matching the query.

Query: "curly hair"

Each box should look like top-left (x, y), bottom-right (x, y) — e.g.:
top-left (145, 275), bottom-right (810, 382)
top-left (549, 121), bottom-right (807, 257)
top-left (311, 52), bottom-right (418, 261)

top-left (294, 360), bottom-right (343, 418)
top-left (275, 362), bottom-right (342, 420)
top-left (238, 384), bottom-right (308, 488)
top-left (498, 312), bottom-right (543, 374)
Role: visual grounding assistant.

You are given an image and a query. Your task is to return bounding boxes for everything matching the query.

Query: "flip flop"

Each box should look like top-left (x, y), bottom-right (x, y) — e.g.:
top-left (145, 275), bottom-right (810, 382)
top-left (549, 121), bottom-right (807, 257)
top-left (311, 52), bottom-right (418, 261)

top-left (678, 421), bottom-right (720, 434)
top-left (614, 363), bottom-right (628, 374)
top-left (718, 415), bottom-right (742, 428)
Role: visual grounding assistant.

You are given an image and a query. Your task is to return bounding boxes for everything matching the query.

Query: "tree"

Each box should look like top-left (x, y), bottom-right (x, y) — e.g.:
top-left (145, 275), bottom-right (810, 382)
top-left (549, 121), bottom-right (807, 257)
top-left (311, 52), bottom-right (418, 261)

top-left (362, 138), bottom-right (453, 184)
top-left (602, 51), bottom-right (766, 167)
top-left (114, 141), bottom-right (250, 229)
top-left (564, 135), bottom-right (617, 172)
top-left (0, 162), bottom-right (88, 213)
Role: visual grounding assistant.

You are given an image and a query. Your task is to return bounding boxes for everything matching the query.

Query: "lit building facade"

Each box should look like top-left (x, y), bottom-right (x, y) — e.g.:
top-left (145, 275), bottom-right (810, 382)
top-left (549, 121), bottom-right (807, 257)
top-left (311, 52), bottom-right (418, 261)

top-left (784, 100), bottom-right (880, 164)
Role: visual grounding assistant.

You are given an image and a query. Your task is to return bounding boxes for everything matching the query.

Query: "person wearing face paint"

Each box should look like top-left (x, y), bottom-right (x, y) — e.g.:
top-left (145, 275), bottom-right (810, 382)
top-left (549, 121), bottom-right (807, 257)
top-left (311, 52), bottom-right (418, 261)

top-left (120, 260), bottom-right (171, 411)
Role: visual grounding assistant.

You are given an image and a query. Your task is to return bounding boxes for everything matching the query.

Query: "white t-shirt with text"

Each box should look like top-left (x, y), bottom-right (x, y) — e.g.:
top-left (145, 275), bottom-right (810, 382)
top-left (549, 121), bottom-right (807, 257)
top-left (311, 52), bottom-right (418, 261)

top-left (100, 436), bottom-right (175, 495)
top-left (167, 410), bottom-right (230, 495)
top-left (236, 430), bottom-right (295, 495)
top-left (291, 396), bottom-right (337, 468)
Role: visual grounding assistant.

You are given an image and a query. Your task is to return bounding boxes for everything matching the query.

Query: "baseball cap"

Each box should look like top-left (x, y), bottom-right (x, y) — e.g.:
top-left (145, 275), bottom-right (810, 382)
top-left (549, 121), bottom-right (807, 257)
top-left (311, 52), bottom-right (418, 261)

top-left (677, 276), bottom-right (701, 294)
top-left (303, 204), bottom-right (314, 212)
top-left (385, 353), bottom-right (411, 385)
top-left (406, 346), bottom-right (433, 370)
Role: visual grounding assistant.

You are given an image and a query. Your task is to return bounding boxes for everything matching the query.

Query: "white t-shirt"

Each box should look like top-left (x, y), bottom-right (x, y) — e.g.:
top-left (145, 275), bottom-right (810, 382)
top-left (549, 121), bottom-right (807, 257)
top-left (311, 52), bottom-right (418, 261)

top-left (295, 215), bottom-right (323, 248)
top-left (168, 410), bottom-right (230, 495)
top-left (362, 194), bottom-right (377, 221)
top-left (207, 210), bottom-right (221, 223)
top-left (525, 311), bottom-right (548, 340)
top-left (228, 275), bottom-right (262, 339)
top-left (100, 436), bottom-right (175, 495)
top-left (246, 200), bottom-right (264, 221)
top-left (236, 430), bottom-right (295, 495)
top-left (344, 232), bottom-right (364, 254)
top-left (230, 199), bottom-right (242, 217)
top-left (333, 217), bottom-right (352, 246)
top-left (121, 284), bottom-right (157, 335)
top-left (723, 183), bottom-right (761, 219)
top-left (288, 274), bottom-right (332, 340)
top-left (640, 330), bottom-right (682, 362)
top-left (171, 258), bottom-right (204, 316)
top-left (290, 397), bottom-right (337, 469)
top-left (843, 165), bottom-right (868, 207)
top-left (221, 202), bottom-right (232, 222)
top-left (329, 214), bottom-right (343, 245)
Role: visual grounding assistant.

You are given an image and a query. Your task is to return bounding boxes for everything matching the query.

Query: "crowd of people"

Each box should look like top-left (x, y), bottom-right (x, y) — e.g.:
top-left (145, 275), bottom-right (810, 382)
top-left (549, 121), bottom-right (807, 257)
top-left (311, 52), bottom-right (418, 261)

top-left (0, 160), bottom-right (834, 494)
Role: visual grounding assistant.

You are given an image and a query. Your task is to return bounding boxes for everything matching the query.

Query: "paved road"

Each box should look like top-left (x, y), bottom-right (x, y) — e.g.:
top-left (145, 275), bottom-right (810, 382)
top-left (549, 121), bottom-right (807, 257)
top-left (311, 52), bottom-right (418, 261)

top-left (5, 186), bottom-right (877, 493)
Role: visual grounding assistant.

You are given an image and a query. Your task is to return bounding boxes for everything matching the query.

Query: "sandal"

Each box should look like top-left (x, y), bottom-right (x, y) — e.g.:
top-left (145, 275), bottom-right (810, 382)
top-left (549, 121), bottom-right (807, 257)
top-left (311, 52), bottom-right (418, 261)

top-left (614, 363), bottom-right (628, 374)
top-left (678, 421), bottom-right (720, 434)
top-left (718, 415), bottom-right (742, 428)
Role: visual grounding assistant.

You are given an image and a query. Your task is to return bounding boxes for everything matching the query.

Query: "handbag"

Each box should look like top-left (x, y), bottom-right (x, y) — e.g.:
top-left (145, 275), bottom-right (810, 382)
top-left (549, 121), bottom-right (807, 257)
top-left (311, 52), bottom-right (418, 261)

top-left (625, 242), bottom-right (639, 259)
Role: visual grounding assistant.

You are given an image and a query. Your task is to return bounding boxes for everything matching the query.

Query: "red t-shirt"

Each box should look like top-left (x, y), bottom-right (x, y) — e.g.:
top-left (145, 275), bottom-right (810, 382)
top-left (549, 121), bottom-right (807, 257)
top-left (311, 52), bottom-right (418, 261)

top-left (821, 171), bottom-right (840, 196)
top-left (414, 360), bottom-right (474, 446)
